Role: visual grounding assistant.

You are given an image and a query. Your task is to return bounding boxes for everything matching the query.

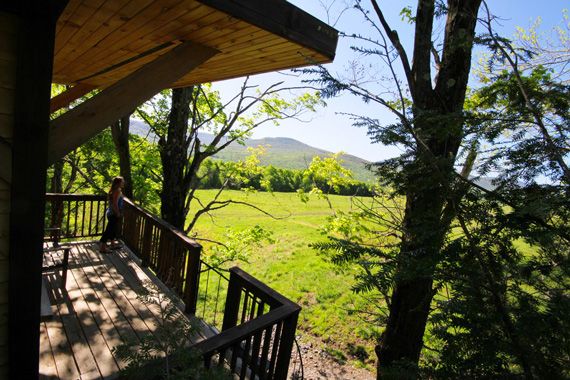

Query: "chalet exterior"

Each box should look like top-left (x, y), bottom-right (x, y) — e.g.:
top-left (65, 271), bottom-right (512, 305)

top-left (0, 1), bottom-right (337, 378)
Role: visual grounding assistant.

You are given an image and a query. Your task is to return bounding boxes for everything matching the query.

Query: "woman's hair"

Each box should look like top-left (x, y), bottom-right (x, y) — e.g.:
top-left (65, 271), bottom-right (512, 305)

top-left (108, 176), bottom-right (124, 196)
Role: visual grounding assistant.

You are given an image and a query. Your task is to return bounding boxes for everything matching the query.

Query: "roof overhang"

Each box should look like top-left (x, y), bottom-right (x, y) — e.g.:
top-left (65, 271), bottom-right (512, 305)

top-left (52, 0), bottom-right (338, 90)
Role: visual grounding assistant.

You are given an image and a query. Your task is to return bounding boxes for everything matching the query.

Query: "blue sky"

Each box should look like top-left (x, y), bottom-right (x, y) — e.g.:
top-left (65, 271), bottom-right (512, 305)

top-left (212, 1), bottom-right (568, 162)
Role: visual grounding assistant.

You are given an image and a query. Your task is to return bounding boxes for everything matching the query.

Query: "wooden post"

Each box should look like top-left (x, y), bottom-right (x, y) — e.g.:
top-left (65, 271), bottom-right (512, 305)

top-left (140, 220), bottom-right (153, 267)
top-left (184, 244), bottom-right (202, 314)
top-left (221, 269), bottom-right (243, 331)
top-left (7, 1), bottom-right (67, 379)
top-left (273, 308), bottom-right (300, 380)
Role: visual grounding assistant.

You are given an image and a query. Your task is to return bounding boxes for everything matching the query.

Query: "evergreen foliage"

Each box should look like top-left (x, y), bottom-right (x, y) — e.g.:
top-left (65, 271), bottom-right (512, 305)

top-left (302, 2), bottom-right (569, 377)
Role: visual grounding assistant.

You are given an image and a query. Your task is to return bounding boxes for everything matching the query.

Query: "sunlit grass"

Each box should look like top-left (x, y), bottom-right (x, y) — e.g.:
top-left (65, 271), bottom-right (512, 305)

top-left (191, 190), bottom-right (379, 365)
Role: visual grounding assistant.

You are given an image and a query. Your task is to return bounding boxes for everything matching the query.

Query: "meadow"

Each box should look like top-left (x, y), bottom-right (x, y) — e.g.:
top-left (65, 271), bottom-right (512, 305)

top-left (192, 189), bottom-right (379, 365)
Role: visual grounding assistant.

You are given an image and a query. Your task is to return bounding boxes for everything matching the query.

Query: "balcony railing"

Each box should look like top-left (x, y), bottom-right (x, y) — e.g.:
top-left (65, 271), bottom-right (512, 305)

top-left (195, 267), bottom-right (300, 379)
top-left (45, 193), bottom-right (301, 380)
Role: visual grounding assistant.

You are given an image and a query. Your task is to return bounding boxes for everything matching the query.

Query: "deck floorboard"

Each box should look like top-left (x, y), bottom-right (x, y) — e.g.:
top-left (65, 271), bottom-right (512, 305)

top-left (39, 242), bottom-right (206, 380)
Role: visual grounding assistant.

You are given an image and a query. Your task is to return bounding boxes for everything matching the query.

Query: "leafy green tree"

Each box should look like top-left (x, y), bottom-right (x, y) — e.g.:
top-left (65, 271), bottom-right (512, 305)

top-left (309, 3), bottom-right (569, 378)
top-left (419, 10), bottom-right (570, 378)
top-left (304, 1), bottom-right (483, 375)
top-left (137, 80), bottom-right (321, 232)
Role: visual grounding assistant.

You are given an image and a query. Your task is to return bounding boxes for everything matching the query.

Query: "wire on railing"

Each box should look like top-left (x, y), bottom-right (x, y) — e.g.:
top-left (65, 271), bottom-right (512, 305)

top-left (290, 337), bottom-right (304, 380)
top-left (196, 260), bottom-right (230, 331)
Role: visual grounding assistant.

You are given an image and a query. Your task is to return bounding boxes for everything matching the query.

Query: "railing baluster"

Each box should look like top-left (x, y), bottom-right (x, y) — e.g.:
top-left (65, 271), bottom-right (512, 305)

top-left (259, 326), bottom-right (274, 380)
top-left (230, 342), bottom-right (240, 372)
top-left (241, 291), bottom-right (250, 325)
top-left (95, 199), bottom-right (101, 234)
top-left (240, 335), bottom-right (252, 380)
top-left (80, 200), bottom-right (86, 236)
top-left (217, 349), bottom-right (227, 368)
top-left (250, 327), bottom-right (264, 378)
top-left (46, 194), bottom-right (302, 380)
top-left (267, 321), bottom-right (283, 379)
top-left (88, 200), bottom-right (93, 236)
top-left (65, 200), bottom-right (71, 237)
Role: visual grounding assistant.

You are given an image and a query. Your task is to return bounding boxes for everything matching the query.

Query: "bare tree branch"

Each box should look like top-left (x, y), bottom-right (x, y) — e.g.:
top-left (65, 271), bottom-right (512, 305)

top-left (369, 0), bottom-right (415, 96)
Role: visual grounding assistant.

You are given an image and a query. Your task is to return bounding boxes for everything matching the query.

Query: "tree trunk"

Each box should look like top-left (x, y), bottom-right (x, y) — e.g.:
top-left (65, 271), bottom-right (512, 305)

top-left (111, 114), bottom-right (133, 198)
top-left (377, 154), bottom-right (450, 378)
top-left (160, 87), bottom-right (193, 229)
top-left (50, 159), bottom-right (63, 193)
top-left (376, 0), bottom-right (482, 375)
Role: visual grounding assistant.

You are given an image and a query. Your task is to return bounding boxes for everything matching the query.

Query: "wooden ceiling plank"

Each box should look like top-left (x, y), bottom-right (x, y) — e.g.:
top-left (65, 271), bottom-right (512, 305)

top-left (179, 60), bottom-right (311, 86)
top-left (56, 0), bottom-right (203, 82)
top-left (53, 0), bottom-right (84, 55)
top-left (89, 33), bottom-right (286, 87)
top-left (49, 84), bottom-right (97, 114)
top-left (54, 0), bottom-right (106, 56)
top-left (85, 36), bottom-right (325, 89)
top-left (55, 0), bottom-right (134, 67)
top-left (55, 2), bottom-right (315, 87)
top-left (105, 16), bottom-right (245, 70)
top-left (100, 6), bottom-right (223, 66)
top-left (85, 52), bottom-right (166, 88)
top-left (196, 0), bottom-right (337, 59)
top-left (175, 56), bottom-right (317, 87)
top-left (48, 40), bottom-right (218, 164)
top-left (205, 25), bottom-right (270, 50)
top-left (52, 0), bottom-right (338, 89)
top-left (184, 46), bottom-right (319, 76)
top-left (56, 0), bottom-right (182, 77)
top-left (63, 0), bottom-right (157, 63)
top-left (192, 40), bottom-right (297, 65)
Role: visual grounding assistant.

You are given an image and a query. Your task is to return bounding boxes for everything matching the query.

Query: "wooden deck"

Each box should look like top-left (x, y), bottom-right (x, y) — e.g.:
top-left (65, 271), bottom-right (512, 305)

top-left (39, 242), bottom-right (212, 380)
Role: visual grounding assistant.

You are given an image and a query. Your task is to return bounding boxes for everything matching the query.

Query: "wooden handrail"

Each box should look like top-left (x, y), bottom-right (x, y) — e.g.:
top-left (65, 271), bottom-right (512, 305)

top-left (193, 304), bottom-right (298, 354)
top-left (121, 198), bottom-right (202, 314)
top-left (197, 266), bottom-right (301, 380)
top-left (227, 267), bottom-right (299, 309)
top-left (45, 193), bottom-right (301, 379)
top-left (45, 193), bottom-right (106, 200)
top-left (123, 198), bottom-right (200, 250)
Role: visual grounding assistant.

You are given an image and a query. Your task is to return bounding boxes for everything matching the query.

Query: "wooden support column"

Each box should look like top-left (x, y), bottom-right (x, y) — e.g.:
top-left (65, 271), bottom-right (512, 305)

top-left (47, 41), bottom-right (218, 165)
top-left (7, 1), bottom-right (67, 379)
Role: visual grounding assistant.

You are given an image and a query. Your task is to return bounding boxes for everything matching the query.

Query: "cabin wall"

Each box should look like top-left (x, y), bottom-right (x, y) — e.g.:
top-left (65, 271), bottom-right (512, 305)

top-left (0, 12), bottom-right (17, 379)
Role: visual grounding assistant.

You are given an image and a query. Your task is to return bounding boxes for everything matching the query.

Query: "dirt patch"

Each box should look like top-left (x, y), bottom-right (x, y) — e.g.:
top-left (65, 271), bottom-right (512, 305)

top-left (291, 340), bottom-right (375, 380)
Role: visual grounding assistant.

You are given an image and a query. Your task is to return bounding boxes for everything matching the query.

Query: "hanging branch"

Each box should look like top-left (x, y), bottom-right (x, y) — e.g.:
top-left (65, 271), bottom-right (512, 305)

top-left (481, 2), bottom-right (570, 183)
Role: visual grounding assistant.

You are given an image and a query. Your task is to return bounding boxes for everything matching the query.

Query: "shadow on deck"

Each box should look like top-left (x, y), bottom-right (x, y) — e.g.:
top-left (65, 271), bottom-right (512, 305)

top-left (39, 242), bottom-right (212, 379)
top-left (41, 194), bottom-right (302, 380)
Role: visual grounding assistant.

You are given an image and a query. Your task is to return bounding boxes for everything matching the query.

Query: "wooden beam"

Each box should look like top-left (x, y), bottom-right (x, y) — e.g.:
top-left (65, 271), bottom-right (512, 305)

top-left (196, 0), bottom-right (338, 60)
top-left (49, 83), bottom-right (96, 114)
top-left (8, 1), bottom-right (67, 379)
top-left (47, 41), bottom-right (218, 165)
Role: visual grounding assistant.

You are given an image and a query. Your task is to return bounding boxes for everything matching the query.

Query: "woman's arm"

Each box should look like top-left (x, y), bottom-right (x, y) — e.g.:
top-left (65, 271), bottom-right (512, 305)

top-left (111, 190), bottom-right (121, 216)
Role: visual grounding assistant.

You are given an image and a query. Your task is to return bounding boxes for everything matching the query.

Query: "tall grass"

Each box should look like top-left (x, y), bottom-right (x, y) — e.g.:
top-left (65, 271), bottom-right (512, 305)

top-left (192, 190), bottom-right (378, 364)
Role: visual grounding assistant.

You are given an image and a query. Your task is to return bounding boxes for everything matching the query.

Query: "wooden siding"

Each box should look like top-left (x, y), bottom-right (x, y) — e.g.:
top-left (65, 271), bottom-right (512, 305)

top-left (0, 11), bottom-right (17, 379)
top-left (51, 0), bottom-right (337, 90)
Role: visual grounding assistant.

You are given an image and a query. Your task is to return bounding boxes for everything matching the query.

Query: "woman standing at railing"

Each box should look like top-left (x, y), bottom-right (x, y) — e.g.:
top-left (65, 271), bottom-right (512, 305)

top-left (99, 176), bottom-right (125, 253)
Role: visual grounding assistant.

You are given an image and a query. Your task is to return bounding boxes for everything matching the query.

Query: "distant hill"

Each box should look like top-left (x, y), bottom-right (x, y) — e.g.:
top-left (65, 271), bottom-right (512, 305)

top-left (210, 136), bottom-right (376, 182)
top-left (130, 119), bottom-right (376, 182)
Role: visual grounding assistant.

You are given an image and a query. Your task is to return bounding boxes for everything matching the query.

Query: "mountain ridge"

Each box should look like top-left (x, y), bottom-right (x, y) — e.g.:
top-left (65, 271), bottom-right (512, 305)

top-left (130, 119), bottom-right (376, 182)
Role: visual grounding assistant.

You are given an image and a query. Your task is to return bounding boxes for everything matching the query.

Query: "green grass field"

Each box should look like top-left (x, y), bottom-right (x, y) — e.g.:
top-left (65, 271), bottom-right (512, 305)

top-left (192, 189), bottom-right (378, 365)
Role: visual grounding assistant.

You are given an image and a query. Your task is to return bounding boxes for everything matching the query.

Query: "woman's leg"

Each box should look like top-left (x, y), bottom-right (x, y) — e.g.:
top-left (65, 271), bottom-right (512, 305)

top-left (100, 215), bottom-right (117, 252)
